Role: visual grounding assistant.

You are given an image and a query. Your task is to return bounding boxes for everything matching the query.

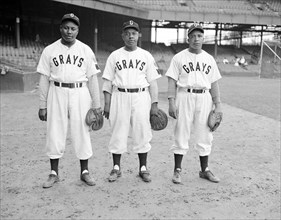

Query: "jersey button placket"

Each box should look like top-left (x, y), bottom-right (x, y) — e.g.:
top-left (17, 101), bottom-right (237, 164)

top-left (194, 54), bottom-right (198, 88)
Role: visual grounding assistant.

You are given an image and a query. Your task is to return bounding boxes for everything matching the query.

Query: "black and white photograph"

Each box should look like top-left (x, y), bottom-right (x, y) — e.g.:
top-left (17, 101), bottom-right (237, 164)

top-left (1, 0), bottom-right (280, 219)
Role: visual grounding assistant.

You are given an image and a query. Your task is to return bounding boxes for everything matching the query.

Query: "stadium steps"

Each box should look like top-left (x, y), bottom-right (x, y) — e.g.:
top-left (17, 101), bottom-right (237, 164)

top-left (0, 34), bottom-right (44, 71)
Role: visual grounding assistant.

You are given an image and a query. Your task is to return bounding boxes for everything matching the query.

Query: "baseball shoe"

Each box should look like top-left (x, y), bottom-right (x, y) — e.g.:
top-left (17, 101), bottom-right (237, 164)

top-left (108, 169), bottom-right (122, 182)
top-left (199, 170), bottom-right (220, 183)
top-left (43, 174), bottom-right (59, 188)
top-left (172, 168), bottom-right (182, 184)
top-left (80, 173), bottom-right (95, 186)
top-left (139, 170), bottom-right (151, 182)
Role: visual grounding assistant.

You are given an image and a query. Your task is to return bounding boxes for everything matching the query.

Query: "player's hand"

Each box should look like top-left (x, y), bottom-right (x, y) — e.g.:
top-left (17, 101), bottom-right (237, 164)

top-left (38, 108), bottom-right (47, 121)
top-left (103, 111), bottom-right (109, 119)
top-left (168, 98), bottom-right (178, 119)
top-left (150, 102), bottom-right (159, 116)
top-left (103, 103), bottom-right (110, 119)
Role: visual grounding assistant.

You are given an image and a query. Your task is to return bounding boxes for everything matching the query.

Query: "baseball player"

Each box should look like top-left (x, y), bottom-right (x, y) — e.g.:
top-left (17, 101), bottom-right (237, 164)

top-left (166, 23), bottom-right (222, 184)
top-left (37, 13), bottom-right (101, 188)
top-left (102, 20), bottom-right (161, 183)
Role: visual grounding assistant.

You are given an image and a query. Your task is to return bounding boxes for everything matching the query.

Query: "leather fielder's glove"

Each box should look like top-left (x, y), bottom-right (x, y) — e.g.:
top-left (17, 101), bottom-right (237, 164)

top-left (150, 109), bottom-right (168, 131)
top-left (208, 110), bottom-right (223, 132)
top-left (85, 108), bottom-right (104, 131)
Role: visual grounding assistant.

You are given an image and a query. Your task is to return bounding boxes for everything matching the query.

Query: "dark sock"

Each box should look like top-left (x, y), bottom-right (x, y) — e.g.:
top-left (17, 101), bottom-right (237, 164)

top-left (138, 153), bottom-right (147, 170)
top-left (112, 154), bottom-right (121, 169)
top-left (80, 159), bottom-right (88, 174)
top-left (50, 158), bottom-right (59, 175)
top-left (199, 156), bottom-right (209, 172)
top-left (174, 154), bottom-right (183, 171)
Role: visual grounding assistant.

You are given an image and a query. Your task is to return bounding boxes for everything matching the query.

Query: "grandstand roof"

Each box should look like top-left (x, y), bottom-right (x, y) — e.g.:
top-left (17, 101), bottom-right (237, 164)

top-left (53, 0), bottom-right (281, 27)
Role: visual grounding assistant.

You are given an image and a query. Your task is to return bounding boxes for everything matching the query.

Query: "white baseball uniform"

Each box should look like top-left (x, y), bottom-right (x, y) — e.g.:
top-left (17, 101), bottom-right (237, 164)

top-left (102, 46), bottom-right (161, 154)
top-left (166, 49), bottom-right (221, 156)
top-left (37, 39), bottom-right (100, 159)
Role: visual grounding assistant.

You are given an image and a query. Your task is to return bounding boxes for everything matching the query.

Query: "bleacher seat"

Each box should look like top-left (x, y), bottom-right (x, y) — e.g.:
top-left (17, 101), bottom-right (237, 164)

top-left (130, 0), bottom-right (280, 16)
top-left (0, 33), bottom-right (44, 71)
top-left (135, 0), bottom-right (176, 6)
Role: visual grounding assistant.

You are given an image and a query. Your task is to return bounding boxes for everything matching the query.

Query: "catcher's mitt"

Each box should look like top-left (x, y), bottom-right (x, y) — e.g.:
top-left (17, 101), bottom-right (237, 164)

top-left (208, 110), bottom-right (223, 132)
top-left (150, 109), bottom-right (168, 131)
top-left (85, 108), bottom-right (104, 131)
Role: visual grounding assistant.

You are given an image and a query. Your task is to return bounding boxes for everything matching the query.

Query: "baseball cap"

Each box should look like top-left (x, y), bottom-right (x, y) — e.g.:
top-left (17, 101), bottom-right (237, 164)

top-left (61, 13), bottom-right (80, 26)
top-left (188, 23), bottom-right (204, 35)
top-left (122, 20), bottom-right (140, 32)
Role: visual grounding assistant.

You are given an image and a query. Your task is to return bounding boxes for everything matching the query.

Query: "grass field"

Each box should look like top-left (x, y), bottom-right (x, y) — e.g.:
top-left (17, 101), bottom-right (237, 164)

top-left (219, 76), bottom-right (280, 121)
top-left (158, 76), bottom-right (280, 121)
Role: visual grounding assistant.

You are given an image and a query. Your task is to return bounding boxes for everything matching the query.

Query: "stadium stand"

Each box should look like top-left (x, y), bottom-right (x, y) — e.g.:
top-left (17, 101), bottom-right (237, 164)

top-left (121, 0), bottom-right (281, 16)
top-left (0, 33), bottom-right (263, 78)
top-left (1, 0), bottom-right (280, 66)
top-left (135, 0), bottom-right (177, 6)
top-left (96, 42), bottom-right (117, 72)
top-left (192, 0), bottom-right (252, 10)
top-left (0, 33), bottom-right (44, 71)
top-left (269, 0), bottom-right (281, 12)
top-left (1, 0), bottom-right (280, 91)
top-left (142, 42), bottom-right (175, 74)
top-left (250, 0), bottom-right (281, 13)
top-left (0, 31), bottom-right (45, 91)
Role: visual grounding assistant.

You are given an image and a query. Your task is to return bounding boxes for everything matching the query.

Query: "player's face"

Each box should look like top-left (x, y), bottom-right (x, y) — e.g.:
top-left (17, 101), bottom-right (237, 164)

top-left (122, 28), bottom-right (139, 51)
top-left (188, 30), bottom-right (204, 54)
top-left (60, 21), bottom-right (79, 45)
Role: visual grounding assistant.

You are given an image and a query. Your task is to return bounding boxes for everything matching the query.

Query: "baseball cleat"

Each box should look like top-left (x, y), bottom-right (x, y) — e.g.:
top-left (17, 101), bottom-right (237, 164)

top-left (80, 173), bottom-right (95, 186)
top-left (108, 169), bottom-right (122, 182)
top-left (139, 170), bottom-right (151, 182)
top-left (43, 174), bottom-right (59, 188)
top-left (172, 168), bottom-right (182, 184)
top-left (199, 170), bottom-right (220, 183)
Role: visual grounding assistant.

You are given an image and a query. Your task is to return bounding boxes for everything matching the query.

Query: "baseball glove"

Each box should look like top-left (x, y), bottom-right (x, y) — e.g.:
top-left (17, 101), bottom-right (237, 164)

top-left (208, 110), bottom-right (223, 132)
top-left (150, 109), bottom-right (168, 131)
top-left (85, 108), bottom-right (104, 131)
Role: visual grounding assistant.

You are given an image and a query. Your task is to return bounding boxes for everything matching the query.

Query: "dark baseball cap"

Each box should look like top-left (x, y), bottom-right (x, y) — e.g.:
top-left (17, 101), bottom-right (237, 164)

top-left (61, 13), bottom-right (80, 26)
top-left (188, 23), bottom-right (204, 35)
top-left (122, 20), bottom-right (140, 32)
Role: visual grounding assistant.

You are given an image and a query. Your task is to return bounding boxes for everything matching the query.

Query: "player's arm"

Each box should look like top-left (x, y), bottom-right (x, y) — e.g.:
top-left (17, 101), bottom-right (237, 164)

top-left (149, 79), bottom-right (159, 115)
top-left (102, 79), bottom-right (112, 119)
top-left (167, 76), bottom-right (178, 119)
top-left (210, 80), bottom-right (222, 113)
top-left (88, 74), bottom-right (102, 114)
top-left (38, 74), bottom-right (50, 121)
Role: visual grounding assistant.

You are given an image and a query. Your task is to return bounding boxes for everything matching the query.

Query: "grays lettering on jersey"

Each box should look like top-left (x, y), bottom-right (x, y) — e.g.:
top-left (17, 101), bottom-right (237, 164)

top-left (52, 54), bottom-right (84, 67)
top-left (182, 61), bottom-right (211, 75)
top-left (115, 59), bottom-right (146, 71)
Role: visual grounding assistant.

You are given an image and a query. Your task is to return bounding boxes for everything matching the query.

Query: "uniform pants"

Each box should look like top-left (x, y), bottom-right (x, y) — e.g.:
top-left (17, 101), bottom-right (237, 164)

top-left (171, 90), bottom-right (213, 156)
top-left (46, 83), bottom-right (93, 159)
top-left (108, 89), bottom-right (152, 154)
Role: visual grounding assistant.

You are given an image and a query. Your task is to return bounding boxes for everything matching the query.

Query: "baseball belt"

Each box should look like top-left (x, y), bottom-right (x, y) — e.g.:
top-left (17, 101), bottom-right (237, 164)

top-left (180, 88), bottom-right (208, 94)
top-left (117, 88), bottom-right (146, 93)
top-left (187, 88), bottom-right (206, 93)
top-left (54, 81), bottom-right (84, 88)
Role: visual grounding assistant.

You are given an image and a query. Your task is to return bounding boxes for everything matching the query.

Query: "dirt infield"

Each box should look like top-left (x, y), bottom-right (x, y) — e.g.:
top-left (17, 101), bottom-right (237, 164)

top-left (1, 76), bottom-right (280, 219)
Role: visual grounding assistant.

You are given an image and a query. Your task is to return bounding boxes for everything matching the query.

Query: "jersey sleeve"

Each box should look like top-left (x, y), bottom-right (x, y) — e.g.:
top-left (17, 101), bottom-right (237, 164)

top-left (37, 48), bottom-right (51, 76)
top-left (102, 53), bottom-right (115, 82)
top-left (165, 56), bottom-right (179, 81)
top-left (86, 47), bottom-right (101, 78)
top-left (145, 52), bottom-right (161, 83)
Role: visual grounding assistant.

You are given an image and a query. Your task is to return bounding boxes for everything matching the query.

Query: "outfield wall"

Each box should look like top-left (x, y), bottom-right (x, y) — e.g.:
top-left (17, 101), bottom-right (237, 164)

top-left (0, 69), bottom-right (39, 92)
